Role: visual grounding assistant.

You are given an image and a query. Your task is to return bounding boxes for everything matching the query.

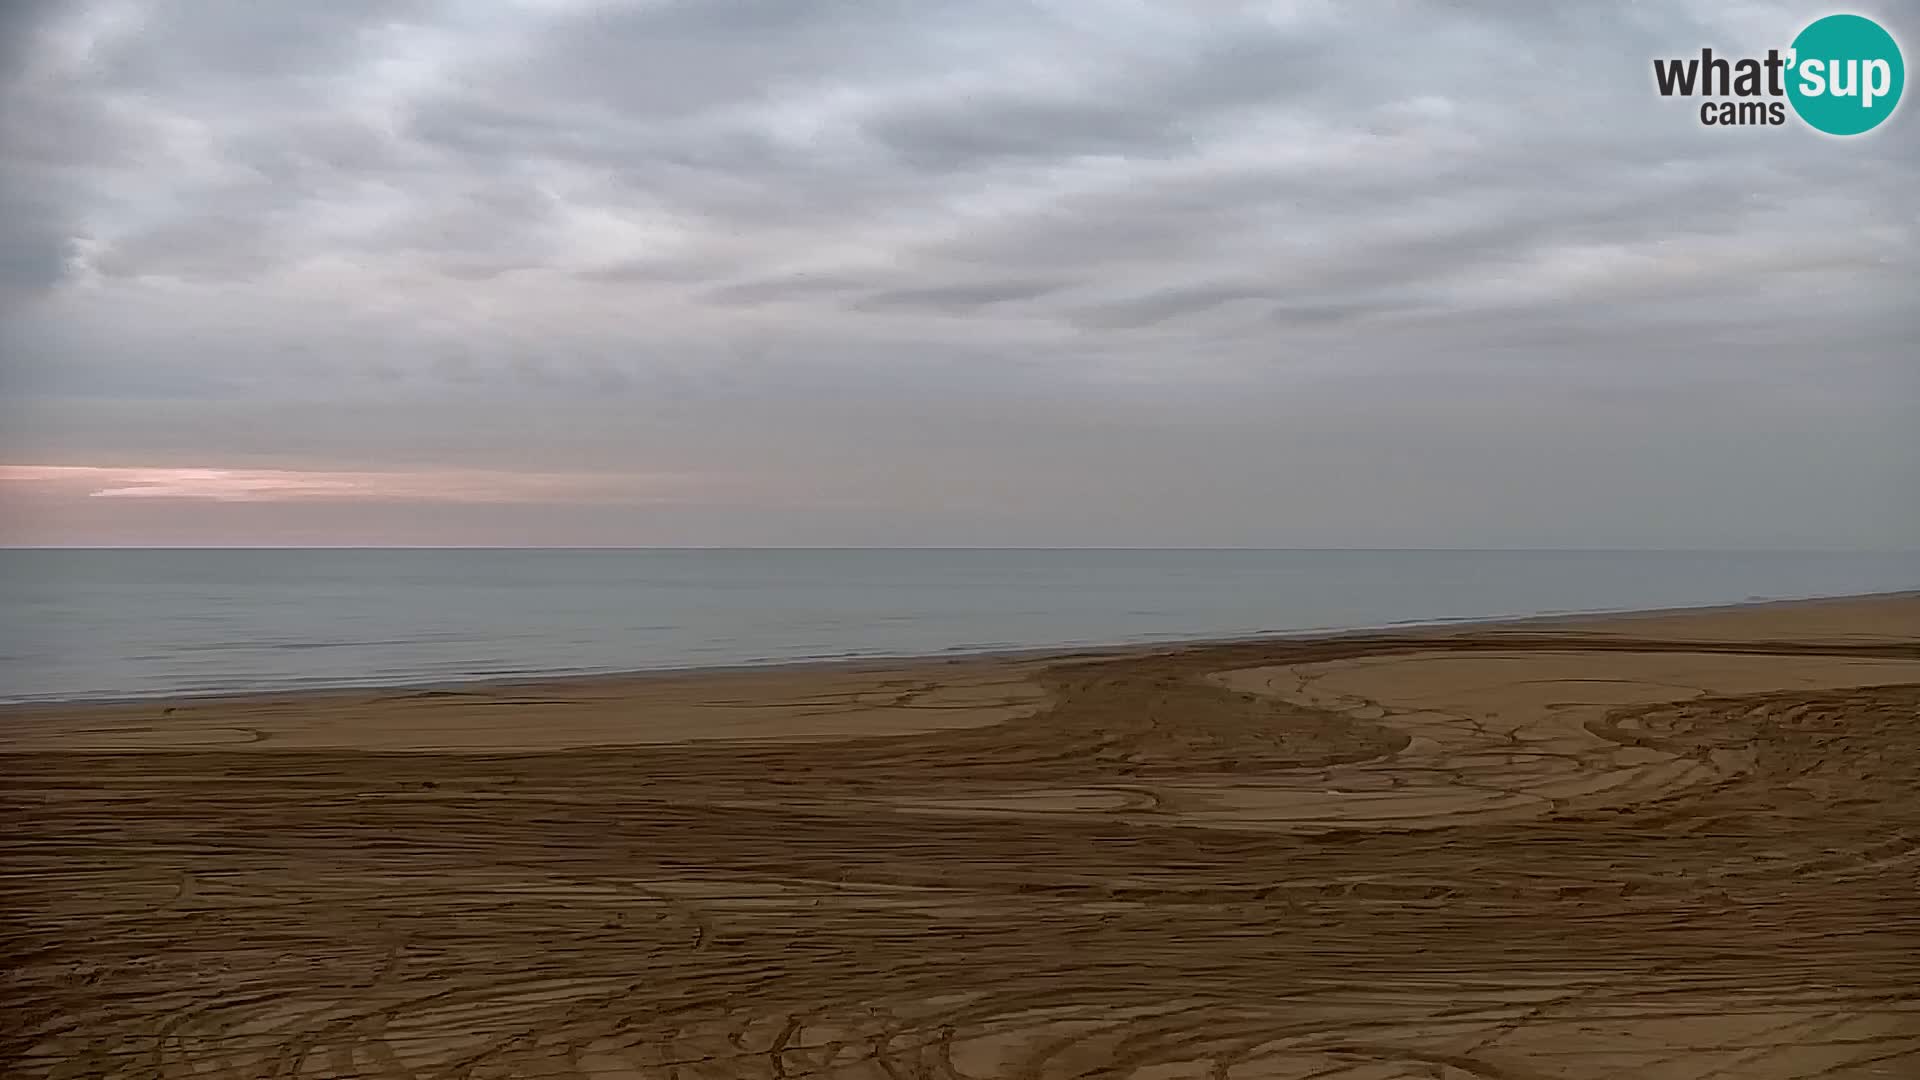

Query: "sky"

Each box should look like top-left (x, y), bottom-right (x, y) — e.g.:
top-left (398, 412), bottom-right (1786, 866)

top-left (0, 0), bottom-right (1914, 548)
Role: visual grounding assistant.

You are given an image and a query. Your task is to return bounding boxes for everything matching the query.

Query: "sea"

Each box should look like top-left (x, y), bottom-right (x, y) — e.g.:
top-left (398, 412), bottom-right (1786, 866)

top-left (1, 548), bottom-right (1915, 704)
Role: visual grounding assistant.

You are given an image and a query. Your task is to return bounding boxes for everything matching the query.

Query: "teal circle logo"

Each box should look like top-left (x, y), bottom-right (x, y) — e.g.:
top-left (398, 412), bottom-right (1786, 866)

top-left (1787, 14), bottom-right (1904, 135)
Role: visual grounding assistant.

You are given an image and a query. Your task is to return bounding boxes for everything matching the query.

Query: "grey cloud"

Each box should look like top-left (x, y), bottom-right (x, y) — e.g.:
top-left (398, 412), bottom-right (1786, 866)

top-left (923, 167), bottom-right (1284, 273)
top-left (2, 89), bottom-right (165, 171)
top-left (89, 0), bottom-right (431, 93)
top-left (0, 231), bottom-right (73, 297)
top-left (577, 258), bottom-right (740, 285)
top-left (703, 274), bottom-right (872, 305)
top-left (406, 94), bottom-right (907, 235)
top-left (1071, 284), bottom-right (1273, 330)
top-left (0, 0), bottom-right (62, 85)
top-left (90, 199), bottom-right (293, 283)
top-left (1267, 299), bottom-right (1399, 329)
top-left (868, 95), bottom-right (1196, 172)
top-left (0, 183), bottom-right (76, 296)
top-left (0, 4), bottom-right (88, 301)
top-left (1152, 31), bottom-right (1331, 112)
top-left (375, 182), bottom-right (562, 264)
top-left (852, 278), bottom-right (1075, 314)
top-left (403, 97), bottom-right (611, 166)
top-left (853, 19), bottom-right (1334, 177)
top-left (225, 118), bottom-right (414, 193)
top-left (2, 0), bottom-right (1915, 546)
top-left (498, 0), bottom-right (936, 119)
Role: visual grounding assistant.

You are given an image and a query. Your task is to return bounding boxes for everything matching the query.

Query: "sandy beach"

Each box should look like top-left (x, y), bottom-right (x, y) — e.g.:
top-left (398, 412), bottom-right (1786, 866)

top-left (3, 593), bottom-right (1917, 1078)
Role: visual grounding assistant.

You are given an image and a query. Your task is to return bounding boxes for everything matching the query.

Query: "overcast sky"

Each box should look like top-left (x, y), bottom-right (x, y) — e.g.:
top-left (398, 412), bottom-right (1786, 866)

top-left (0, 0), bottom-right (1913, 547)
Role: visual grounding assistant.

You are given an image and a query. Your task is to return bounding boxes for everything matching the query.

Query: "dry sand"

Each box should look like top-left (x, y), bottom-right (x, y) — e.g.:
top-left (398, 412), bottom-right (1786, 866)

top-left (3, 594), bottom-right (1918, 1078)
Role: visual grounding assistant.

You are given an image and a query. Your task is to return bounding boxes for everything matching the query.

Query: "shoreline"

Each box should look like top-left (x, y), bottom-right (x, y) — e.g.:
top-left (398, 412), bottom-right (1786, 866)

top-left (5, 586), bottom-right (1915, 713)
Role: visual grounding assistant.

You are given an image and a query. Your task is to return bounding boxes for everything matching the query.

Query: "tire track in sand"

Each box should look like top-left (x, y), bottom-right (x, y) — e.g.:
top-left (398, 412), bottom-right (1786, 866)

top-left (4, 621), bottom-right (1919, 1078)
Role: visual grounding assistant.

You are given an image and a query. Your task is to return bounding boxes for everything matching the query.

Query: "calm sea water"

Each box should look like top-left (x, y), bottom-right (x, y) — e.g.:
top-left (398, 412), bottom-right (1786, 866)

top-left (1, 548), bottom-right (1915, 704)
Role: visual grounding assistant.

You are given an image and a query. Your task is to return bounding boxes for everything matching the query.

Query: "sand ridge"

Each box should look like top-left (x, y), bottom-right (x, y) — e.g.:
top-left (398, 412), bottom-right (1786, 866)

top-left (3, 595), bottom-right (1918, 1078)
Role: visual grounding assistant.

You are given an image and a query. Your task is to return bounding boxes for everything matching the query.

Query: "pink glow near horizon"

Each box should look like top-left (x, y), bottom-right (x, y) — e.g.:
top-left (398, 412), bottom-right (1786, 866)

top-left (0, 465), bottom-right (707, 504)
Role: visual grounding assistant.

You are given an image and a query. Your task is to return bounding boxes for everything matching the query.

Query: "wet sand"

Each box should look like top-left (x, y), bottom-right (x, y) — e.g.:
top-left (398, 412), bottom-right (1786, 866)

top-left (4, 594), bottom-right (1918, 1078)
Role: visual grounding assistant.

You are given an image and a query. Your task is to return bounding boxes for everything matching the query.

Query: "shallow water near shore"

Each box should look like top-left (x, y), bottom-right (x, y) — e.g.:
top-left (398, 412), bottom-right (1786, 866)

top-left (3, 547), bottom-right (1917, 703)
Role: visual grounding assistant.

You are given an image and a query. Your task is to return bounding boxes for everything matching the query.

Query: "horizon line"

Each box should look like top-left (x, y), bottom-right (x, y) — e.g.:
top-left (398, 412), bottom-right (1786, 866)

top-left (4, 545), bottom-right (1918, 555)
